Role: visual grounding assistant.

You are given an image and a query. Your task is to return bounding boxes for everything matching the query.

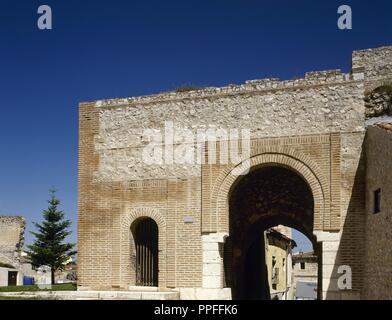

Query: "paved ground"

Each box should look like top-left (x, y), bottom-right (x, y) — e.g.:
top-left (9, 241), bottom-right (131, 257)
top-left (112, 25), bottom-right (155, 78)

top-left (0, 290), bottom-right (180, 300)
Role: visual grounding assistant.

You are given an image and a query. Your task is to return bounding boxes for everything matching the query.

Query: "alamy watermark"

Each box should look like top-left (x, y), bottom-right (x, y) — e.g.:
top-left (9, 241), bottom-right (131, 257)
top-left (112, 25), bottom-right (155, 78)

top-left (142, 121), bottom-right (251, 176)
top-left (337, 5), bottom-right (352, 30)
top-left (337, 265), bottom-right (352, 290)
top-left (37, 5), bottom-right (52, 30)
top-left (36, 5), bottom-right (352, 31)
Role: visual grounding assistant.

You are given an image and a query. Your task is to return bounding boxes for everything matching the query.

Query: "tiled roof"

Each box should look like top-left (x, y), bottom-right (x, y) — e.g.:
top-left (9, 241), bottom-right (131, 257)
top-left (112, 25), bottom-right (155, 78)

top-left (293, 251), bottom-right (315, 258)
top-left (292, 251), bottom-right (318, 262)
top-left (266, 228), bottom-right (297, 248)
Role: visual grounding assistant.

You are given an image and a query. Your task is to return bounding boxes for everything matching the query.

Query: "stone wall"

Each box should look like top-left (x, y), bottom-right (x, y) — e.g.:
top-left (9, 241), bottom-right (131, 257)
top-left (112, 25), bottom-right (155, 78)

top-left (363, 124), bottom-right (392, 299)
top-left (365, 85), bottom-right (392, 118)
top-left (0, 216), bottom-right (25, 268)
top-left (292, 254), bottom-right (318, 280)
top-left (352, 46), bottom-right (392, 91)
top-left (94, 70), bottom-right (364, 182)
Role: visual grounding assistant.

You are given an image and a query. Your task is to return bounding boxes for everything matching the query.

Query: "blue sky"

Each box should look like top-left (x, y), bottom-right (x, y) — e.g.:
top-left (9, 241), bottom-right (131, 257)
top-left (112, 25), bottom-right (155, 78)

top-left (0, 0), bottom-right (391, 251)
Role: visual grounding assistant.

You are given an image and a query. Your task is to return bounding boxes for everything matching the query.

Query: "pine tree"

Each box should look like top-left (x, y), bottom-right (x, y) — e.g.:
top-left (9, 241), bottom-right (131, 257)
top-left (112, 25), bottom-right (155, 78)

top-left (28, 189), bottom-right (76, 285)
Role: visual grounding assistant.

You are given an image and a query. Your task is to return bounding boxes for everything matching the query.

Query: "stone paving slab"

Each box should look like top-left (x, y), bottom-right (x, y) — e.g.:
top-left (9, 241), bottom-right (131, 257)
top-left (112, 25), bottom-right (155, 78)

top-left (0, 290), bottom-right (180, 300)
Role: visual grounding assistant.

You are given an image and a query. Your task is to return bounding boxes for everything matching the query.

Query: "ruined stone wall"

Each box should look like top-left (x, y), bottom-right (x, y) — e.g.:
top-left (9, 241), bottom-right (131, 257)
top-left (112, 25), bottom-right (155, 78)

top-left (94, 71), bottom-right (364, 182)
top-left (0, 216), bottom-right (25, 268)
top-left (363, 125), bottom-right (392, 299)
top-left (352, 46), bottom-right (392, 91)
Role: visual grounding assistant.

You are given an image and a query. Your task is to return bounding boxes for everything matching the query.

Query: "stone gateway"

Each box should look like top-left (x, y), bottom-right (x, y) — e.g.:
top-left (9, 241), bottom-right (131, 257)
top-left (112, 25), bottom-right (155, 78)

top-left (77, 45), bottom-right (392, 300)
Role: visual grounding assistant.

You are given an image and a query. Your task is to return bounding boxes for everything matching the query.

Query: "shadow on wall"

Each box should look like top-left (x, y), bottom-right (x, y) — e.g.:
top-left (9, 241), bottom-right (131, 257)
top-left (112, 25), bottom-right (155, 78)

top-left (326, 143), bottom-right (366, 300)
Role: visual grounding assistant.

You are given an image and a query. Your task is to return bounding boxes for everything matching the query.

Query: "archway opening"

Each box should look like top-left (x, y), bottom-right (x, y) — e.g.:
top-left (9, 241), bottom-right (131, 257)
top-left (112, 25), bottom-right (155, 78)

top-left (131, 217), bottom-right (159, 287)
top-left (224, 165), bottom-right (321, 300)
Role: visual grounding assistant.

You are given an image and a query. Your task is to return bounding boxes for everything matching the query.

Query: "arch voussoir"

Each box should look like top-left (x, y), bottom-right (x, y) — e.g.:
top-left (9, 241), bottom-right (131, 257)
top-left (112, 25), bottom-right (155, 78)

top-left (210, 150), bottom-right (327, 234)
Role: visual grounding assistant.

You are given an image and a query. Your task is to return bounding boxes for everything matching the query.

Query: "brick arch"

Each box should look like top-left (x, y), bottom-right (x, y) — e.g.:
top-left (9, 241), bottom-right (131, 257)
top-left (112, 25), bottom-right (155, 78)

top-left (211, 146), bottom-right (328, 200)
top-left (120, 208), bottom-right (166, 288)
top-left (209, 150), bottom-right (327, 234)
top-left (127, 208), bottom-right (166, 229)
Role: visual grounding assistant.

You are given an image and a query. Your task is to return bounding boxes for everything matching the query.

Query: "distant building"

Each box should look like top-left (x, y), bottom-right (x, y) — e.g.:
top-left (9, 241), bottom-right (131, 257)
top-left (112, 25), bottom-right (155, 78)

top-left (55, 257), bottom-right (77, 284)
top-left (0, 216), bottom-right (25, 286)
top-left (292, 251), bottom-right (318, 300)
top-left (265, 227), bottom-right (296, 300)
top-left (19, 251), bottom-right (52, 286)
top-left (0, 216), bottom-right (65, 287)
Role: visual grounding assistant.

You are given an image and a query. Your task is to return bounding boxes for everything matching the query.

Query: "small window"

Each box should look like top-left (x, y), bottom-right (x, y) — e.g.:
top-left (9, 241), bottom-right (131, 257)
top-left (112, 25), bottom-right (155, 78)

top-left (300, 262), bottom-right (305, 270)
top-left (374, 189), bottom-right (381, 214)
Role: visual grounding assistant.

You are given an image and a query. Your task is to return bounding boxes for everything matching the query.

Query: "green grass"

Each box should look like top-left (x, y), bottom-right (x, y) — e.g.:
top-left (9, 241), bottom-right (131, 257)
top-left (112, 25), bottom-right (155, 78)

top-left (0, 296), bottom-right (56, 300)
top-left (0, 283), bottom-right (76, 293)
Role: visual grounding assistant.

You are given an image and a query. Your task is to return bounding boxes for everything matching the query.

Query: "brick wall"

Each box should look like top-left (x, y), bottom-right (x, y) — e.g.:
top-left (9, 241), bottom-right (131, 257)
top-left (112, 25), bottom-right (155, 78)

top-left (363, 125), bottom-right (392, 299)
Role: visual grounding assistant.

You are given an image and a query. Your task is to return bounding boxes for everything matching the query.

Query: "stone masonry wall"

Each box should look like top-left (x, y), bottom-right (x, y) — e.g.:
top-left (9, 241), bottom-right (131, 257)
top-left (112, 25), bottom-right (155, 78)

top-left (94, 71), bottom-right (364, 182)
top-left (0, 216), bottom-right (25, 268)
top-left (352, 46), bottom-right (392, 91)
